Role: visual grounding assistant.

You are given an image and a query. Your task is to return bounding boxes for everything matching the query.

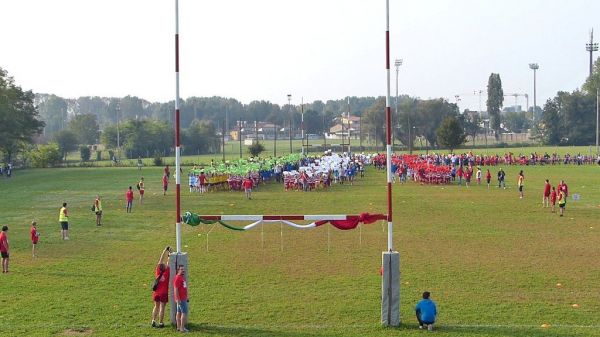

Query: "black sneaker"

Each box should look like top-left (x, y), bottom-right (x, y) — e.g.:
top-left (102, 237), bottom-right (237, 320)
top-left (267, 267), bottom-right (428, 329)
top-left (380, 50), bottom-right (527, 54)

top-left (151, 321), bottom-right (157, 328)
top-left (158, 323), bottom-right (165, 328)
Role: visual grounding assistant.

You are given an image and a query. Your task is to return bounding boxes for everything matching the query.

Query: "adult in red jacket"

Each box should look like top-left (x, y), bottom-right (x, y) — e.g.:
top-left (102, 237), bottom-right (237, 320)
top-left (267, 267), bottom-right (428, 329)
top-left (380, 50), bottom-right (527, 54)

top-left (151, 247), bottom-right (171, 328)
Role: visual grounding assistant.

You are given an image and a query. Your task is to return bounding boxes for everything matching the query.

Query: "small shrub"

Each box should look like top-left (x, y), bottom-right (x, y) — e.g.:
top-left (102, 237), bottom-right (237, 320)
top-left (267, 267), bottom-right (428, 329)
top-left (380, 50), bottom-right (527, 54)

top-left (248, 142), bottom-right (265, 157)
top-left (80, 146), bottom-right (91, 162)
top-left (153, 152), bottom-right (163, 166)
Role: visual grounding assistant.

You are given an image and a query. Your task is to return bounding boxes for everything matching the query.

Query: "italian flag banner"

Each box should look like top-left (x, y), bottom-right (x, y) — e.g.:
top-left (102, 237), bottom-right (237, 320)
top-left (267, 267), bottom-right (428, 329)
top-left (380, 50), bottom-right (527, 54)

top-left (182, 212), bottom-right (386, 231)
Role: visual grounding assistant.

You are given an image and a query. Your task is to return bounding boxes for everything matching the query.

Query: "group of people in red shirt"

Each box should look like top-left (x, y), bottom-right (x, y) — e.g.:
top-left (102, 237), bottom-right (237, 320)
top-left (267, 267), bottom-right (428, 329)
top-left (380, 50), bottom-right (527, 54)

top-left (0, 221), bottom-right (40, 273)
top-left (543, 179), bottom-right (569, 216)
top-left (151, 246), bottom-right (189, 332)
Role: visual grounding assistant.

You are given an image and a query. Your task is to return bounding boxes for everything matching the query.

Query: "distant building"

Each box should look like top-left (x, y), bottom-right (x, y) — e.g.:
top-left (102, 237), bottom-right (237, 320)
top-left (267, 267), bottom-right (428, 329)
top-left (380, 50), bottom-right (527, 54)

top-left (328, 115), bottom-right (361, 139)
top-left (230, 121), bottom-right (278, 141)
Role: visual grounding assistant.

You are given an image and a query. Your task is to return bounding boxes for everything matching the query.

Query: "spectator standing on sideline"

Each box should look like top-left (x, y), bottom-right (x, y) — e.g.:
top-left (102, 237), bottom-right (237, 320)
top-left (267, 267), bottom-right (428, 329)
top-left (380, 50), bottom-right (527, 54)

top-left (174, 265), bottom-right (189, 333)
top-left (415, 291), bottom-right (437, 331)
top-left (137, 156), bottom-right (143, 170)
top-left (162, 174), bottom-right (169, 196)
top-left (126, 186), bottom-right (134, 213)
top-left (138, 177), bottom-right (145, 204)
top-left (0, 226), bottom-right (9, 273)
top-left (243, 176), bottom-right (253, 199)
top-left (30, 221), bottom-right (39, 257)
top-left (517, 170), bottom-right (524, 199)
top-left (543, 179), bottom-right (551, 207)
top-left (59, 203), bottom-right (69, 240)
top-left (93, 195), bottom-right (102, 226)
top-left (151, 246), bottom-right (171, 328)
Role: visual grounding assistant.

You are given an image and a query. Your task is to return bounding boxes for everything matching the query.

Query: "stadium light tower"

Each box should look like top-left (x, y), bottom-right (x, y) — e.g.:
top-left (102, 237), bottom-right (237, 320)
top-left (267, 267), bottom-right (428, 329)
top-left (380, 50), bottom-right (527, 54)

top-left (529, 63), bottom-right (539, 124)
top-left (586, 29), bottom-right (598, 78)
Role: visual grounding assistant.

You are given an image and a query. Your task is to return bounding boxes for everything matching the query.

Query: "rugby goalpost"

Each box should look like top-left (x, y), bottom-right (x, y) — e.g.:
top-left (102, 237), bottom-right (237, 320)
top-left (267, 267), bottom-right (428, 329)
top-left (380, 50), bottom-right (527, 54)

top-left (169, 0), bottom-right (400, 327)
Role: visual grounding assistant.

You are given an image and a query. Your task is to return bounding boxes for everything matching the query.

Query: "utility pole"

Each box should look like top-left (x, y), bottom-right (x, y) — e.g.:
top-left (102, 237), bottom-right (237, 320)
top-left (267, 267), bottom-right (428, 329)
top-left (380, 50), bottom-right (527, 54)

top-left (301, 97), bottom-right (305, 156)
top-left (587, 29), bottom-right (598, 78)
top-left (596, 88), bottom-right (599, 155)
top-left (474, 90), bottom-right (485, 149)
top-left (347, 97), bottom-right (351, 154)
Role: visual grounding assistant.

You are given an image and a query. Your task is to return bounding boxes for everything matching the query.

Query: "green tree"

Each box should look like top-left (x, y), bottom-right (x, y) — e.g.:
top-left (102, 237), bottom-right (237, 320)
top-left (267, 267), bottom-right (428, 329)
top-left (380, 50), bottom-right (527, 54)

top-left (436, 116), bottom-right (466, 153)
top-left (582, 57), bottom-right (600, 95)
top-left (540, 97), bottom-right (561, 145)
top-left (53, 129), bottom-right (79, 160)
top-left (486, 73), bottom-right (504, 139)
top-left (37, 94), bottom-right (68, 135)
top-left (80, 146), bottom-right (91, 161)
top-left (414, 98), bottom-right (458, 148)
top-left (247, 142), bottom-right (265, 157)
top-left (69, 114), bottom-right (100, 145)
top-left (182, 120), bottom-right (219, 155)
top-left (362, 97), bottom-right (386, 148)
top-left (0, 67), bottom-right (45, 162)
top-left (502, 111), bottom-right (530, 133)
top-left (462, 112), bottom-right (481, 146)
top-left (27, 143), bottom-right (62, 168)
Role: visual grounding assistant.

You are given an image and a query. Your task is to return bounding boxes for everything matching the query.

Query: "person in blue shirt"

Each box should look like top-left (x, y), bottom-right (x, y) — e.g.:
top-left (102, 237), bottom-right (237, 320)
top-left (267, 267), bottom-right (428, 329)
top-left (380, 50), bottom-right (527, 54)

top-left (415, 291), bottom-right (437, 331)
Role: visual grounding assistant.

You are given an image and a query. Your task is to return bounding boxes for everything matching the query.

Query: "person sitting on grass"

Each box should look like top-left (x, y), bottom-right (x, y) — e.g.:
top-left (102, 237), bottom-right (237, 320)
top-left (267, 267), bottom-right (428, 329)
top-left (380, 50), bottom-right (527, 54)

top-left (416, 291), bottom-right (437, 331)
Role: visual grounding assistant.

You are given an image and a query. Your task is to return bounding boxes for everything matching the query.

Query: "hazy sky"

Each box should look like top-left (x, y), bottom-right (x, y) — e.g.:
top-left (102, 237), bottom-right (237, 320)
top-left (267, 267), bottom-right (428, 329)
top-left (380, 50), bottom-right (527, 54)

top-left (1, 0), bottom-right (599, 111)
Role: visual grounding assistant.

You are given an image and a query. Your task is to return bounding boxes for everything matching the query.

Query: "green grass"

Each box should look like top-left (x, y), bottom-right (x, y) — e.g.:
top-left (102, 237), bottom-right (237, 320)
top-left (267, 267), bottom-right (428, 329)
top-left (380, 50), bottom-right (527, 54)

top-left (0, 161), bottom-right (599, 336)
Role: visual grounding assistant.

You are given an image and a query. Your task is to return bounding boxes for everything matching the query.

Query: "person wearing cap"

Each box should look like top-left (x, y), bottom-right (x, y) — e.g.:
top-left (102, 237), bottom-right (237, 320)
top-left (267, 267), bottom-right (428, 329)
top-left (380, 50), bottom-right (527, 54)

top-left (0, 226), bottom-right (9, 273)
top-left (415, 291), bottom-right (437, 331)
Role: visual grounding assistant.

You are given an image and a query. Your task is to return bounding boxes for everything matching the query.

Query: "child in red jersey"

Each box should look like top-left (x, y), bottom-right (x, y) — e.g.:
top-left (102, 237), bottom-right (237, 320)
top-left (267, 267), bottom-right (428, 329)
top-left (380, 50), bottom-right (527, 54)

top-left (485, 169), bottom-right (491, 189)
top-left (550, 187), bottom-right (557, 213)
top-left (243, 176), bottom-right (253, 199)
top-left (31, 221), bottom-right (40, 257)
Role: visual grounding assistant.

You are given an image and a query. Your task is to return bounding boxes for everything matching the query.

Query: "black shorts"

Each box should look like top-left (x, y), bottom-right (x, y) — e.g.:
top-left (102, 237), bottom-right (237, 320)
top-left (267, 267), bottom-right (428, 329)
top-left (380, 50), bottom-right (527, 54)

top-left (95, 211), bottom-right (102, 216)
top-left (60, 221), bottom-right (69, 230)
top-left (559, 203), bottom-right (565, 208)
top-left (1, 252), bottom-right (8, 258)
top-left (519, 186), bottom-right (523, 192)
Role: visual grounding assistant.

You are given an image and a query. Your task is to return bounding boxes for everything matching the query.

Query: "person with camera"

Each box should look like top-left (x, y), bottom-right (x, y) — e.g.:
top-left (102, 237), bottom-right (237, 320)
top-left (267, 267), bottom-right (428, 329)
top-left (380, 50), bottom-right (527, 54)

top-left (151, 246), bottom-right (171, 328)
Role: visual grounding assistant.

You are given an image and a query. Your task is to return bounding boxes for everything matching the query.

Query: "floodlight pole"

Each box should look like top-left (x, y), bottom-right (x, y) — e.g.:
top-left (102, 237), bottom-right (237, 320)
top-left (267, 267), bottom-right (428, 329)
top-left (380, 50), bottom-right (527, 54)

top-left (287, 94), bottom-right (292, 154)
top-left (529, 63), bottom-right (539, 125)
top-left (301, 96), bottom-right (305, 156)
top-left (596, 88), bottom-right (599, 155)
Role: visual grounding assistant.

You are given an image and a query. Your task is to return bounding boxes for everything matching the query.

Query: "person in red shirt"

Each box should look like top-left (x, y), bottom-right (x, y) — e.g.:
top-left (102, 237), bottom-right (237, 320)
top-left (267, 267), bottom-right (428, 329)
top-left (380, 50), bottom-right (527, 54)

top-left (456, 166), bottom-right (464, 185)
top-left (151, 246), bottom-right (171, 328)
top-left (550, 187), bottom-right (557, 213)
top-left (164, 165), bottom-right (171, 179)
top-left (126, 186), bottom-right (134, 213)
top-left (31, 221), bottom-right (40, 258)
top-left (243, 176), bottom-right (253, 199)
top-left (0, 225), bottom-right (9, 273)
top-left (543, 179), bottom-right (551, 208)
top-left (198, 171), bottom-right (207, 194)
top-left (162, 174), bottom-right (169, 196)
top-left (174, 265), bottom-right (189, 333)
top-left (485, 169), bottom-right (491, 189)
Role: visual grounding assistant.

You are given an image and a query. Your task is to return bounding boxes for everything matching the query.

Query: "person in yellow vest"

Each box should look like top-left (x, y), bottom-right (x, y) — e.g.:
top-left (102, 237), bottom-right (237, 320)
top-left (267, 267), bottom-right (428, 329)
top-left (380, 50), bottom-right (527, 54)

top-left (558, 189), bottom-right (567, 217)
top-left (59, 202), bottom-right (69, 240)
top-left (94, 195), bottom-right (103, 226)
top-left (517, 170), bottom-right (524, 199)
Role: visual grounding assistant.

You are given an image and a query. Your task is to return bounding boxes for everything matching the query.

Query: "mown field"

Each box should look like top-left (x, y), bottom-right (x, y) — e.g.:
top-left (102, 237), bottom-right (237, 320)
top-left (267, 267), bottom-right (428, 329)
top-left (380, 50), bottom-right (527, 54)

top-left (0, 160), bottom-right (598, 337)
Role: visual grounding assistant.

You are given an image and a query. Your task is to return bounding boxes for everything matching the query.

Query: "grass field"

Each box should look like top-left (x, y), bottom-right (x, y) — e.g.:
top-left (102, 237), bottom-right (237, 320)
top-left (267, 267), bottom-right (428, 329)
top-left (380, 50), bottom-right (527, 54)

top-left (0, 161), bottom-right (599, 336)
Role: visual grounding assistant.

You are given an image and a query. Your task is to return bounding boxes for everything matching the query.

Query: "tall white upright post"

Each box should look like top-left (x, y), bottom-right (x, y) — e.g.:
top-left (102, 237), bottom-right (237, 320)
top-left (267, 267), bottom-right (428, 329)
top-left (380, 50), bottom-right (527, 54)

top-left (381, 0), bottom-right (400, 327)
top-left (170, 0), bottom-right (188, 325)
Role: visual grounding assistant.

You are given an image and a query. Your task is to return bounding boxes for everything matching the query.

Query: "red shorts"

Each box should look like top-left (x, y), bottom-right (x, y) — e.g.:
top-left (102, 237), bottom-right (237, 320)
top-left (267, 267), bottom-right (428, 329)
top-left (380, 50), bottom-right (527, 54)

top-left (153, 292), bottom-right (168, 303)
top-left (140, 190), bottom-right (145, 195)
top-left (32, 239), bottom-right (39, 245)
